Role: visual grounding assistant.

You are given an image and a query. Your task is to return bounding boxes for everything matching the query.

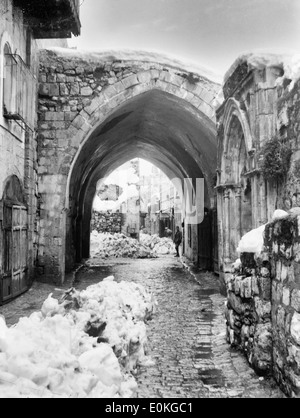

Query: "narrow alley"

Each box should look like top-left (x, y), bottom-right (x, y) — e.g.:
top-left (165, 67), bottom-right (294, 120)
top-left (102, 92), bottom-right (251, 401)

top-left (0, 255), bottom-right (284, 398)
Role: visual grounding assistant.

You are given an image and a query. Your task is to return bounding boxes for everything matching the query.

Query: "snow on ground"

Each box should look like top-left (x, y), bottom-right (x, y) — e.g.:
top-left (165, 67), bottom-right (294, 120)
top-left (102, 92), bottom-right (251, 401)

top-left (140, 233), bottom-right (175, 255)
top-left (90, 231), bottom-right (175, 259)
top-left (0, 277), bottom-right (156, 398)
top-left (90, 232), bottom-right (155, 259)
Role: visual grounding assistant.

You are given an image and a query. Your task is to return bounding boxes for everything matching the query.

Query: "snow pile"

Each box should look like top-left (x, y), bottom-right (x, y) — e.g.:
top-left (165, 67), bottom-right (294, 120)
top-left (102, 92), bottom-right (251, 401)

top-left (140, 233), bottom-right (175, 255)
top-left (237, 210), bottom-right (290, 254)
top-left (272, 209), bottom-right (289, 221)
top-left (90, 232), bottom-right (156, 259)
top-left (0, 277), bottom-right (156, 398)
top-left (90, 231), bottom-right (175, 259)
top-left (237, 225), bottom-right (266, 254)
top-left (67, 277), bottom-right (156, 371)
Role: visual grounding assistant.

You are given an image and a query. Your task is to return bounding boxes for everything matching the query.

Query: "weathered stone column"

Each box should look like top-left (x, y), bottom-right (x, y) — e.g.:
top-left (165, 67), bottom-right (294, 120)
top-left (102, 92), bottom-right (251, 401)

top-left (224, 188), bottom-right (231, 265)
top-left (217, 188), bottom-right (224, 274)
top-left (235, 186), bottom-right (242, 241)
top-left (37, 173), bottom-right (67, 284)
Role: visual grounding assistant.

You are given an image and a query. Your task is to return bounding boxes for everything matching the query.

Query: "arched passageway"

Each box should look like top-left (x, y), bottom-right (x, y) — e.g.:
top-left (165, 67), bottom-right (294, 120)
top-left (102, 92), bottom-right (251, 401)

top-left (67, 89), bottom-right (217, 269)
top-left (37, 51), bottom-right (220, 283)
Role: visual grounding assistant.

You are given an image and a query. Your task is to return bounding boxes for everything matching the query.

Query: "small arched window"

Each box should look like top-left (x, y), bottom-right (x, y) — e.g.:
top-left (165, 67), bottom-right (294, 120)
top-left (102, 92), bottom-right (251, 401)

top-left (3, 43), bottom-right (14, 116)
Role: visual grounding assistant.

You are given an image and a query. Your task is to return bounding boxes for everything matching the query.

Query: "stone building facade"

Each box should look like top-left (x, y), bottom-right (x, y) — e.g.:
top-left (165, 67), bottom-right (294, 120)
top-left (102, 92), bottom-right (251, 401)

top-left (0, 0), bottom-right (80, 304)
top-left (216, 56), bottom-right (300, 285)
top-left (2, 1), bottom-right (300, 397)
top-left (219, 57), bottom-right (300, 396)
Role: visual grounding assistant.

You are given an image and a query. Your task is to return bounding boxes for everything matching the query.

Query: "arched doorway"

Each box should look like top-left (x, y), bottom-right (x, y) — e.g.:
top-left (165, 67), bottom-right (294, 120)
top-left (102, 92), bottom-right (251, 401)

top-left (0, 175), bottom-right (28, 304)
top-left (217, 99), bottom-right (254, 274)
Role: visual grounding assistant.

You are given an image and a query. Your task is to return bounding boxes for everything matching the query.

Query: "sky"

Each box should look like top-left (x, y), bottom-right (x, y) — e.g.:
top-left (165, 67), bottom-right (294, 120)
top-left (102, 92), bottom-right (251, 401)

top-left (70, 0), bottom-right (300, 77)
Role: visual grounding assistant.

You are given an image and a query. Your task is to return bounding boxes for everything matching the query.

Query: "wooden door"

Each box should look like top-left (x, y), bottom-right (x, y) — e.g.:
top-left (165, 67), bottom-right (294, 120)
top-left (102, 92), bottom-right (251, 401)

top-left (1, 204), bottom-right (28, 304)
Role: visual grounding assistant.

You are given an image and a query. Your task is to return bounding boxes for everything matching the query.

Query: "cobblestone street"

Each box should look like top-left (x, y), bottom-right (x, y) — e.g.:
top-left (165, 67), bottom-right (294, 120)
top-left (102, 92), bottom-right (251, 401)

top-left (0, 255), bottom-right (284, 398)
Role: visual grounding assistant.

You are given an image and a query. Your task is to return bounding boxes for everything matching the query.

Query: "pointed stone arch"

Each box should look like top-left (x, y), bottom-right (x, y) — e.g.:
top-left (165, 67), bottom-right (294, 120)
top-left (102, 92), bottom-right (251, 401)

top-left (59, 67), bottom-right (219, 210)
top-left (221, 98), bottom-right (254, 185)
top-left (37, 52), bottom-right (221, 282)
top-left (217, 98), bottom-right (255, 273)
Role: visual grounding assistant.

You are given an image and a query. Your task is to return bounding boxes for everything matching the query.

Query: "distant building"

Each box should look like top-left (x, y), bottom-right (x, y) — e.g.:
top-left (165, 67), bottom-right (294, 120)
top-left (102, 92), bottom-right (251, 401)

top-left (141, 165), bottom-right (182, 238)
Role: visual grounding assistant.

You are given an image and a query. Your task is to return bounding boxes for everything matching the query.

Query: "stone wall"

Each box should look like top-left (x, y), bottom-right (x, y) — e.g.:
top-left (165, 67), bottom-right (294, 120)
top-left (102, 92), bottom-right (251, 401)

top-left (226, 213), bottom-right (300, 397)
top-left (91, 211), bottom-right (123, 234)
top-left (225, 253), bottom-right (273, 375)
top-left (37, 48), bottom-right (219, 282)
top-left (277, 78), bottom-right (300, 211)
top-left (265, 214), bottom-right (300, 397)
top-left (0, 0), bottom-right (39, 284)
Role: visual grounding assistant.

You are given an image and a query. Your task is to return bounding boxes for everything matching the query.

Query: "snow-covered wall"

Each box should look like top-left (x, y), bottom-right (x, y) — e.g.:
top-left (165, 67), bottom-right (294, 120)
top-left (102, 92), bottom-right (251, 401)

top-left (226, 212), bottom-right (300, 398)
top-left (226, 253), bottom-right (272, 376)
top-left (217, 51), bottom-right (300, 287)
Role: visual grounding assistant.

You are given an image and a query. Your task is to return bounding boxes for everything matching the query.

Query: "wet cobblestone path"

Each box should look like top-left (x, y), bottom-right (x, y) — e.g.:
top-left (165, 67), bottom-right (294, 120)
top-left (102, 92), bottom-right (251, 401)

top-left (81, 256), bottom-right (284, 398)
top-left (0, 256), bottom-right (284, 398)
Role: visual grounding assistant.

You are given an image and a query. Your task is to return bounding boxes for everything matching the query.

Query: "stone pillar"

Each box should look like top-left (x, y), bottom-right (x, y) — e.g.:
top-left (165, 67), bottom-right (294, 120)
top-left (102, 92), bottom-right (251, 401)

top-left (217, 189), bottom-right (224, 273)
top-left (224, 188), bottom-right (231, 264)
top-left (24, 128), bottom-right (38, 282)
top-left (37, 173), bottom-right (67, 284)
top-left (235, 186), bottom-right (242, 241)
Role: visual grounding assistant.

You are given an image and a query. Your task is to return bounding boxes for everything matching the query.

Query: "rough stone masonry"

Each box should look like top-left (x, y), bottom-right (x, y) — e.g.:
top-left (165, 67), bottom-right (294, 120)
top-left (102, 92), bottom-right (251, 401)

top-left (36, 48), bottom-right (219, 282)
top-left (226, 212), bottom-right (300, 397)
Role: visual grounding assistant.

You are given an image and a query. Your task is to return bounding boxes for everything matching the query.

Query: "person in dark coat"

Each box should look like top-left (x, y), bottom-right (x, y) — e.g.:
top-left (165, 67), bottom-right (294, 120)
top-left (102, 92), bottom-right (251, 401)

top-left (174, 226), bottom-right (182, 257)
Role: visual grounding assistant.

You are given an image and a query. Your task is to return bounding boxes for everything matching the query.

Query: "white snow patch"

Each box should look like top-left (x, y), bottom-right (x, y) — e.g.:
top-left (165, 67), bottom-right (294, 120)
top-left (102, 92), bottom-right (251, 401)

top-left (0, 277), bottom-right (156, 398)
top-left (237, 209), bottom-right (291, 254)
top-left (90, 232), bottom-right (175, 259)
top-left (232, 259), bottom-right (242, 271)
top-left (272, 210), bottom-right (289, 221)
top-left (237, 225), bottom-right (266, 254)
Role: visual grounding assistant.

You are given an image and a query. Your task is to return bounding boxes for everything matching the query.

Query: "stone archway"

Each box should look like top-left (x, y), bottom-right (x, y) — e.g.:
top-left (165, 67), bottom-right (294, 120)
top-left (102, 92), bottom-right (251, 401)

top-left (37, 49), bottom-right (220, 283)
top-left (217, 98), bottom-right (254, 273)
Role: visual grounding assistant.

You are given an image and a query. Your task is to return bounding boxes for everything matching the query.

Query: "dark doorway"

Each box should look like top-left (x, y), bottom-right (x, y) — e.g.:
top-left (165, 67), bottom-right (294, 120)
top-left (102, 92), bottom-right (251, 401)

top-left (198, 209), bottom-right (213, 271)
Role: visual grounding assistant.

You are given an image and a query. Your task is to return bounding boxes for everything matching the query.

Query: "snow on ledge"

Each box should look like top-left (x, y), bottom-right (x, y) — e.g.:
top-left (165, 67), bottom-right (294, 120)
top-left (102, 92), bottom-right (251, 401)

top-left (41, 47), bottom-right (223, 84)
top-left (237, 210), bottom-right (289, 254)
top-left (224, 50), bottom-right (300, 88)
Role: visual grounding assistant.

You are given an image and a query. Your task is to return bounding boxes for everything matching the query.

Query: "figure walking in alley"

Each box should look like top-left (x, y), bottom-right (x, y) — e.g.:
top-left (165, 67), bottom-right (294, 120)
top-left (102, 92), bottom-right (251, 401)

top-left (174, 226), bottom-right (182, 257)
